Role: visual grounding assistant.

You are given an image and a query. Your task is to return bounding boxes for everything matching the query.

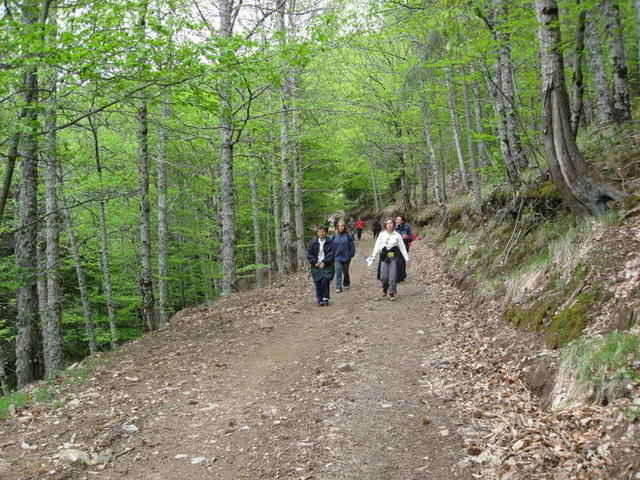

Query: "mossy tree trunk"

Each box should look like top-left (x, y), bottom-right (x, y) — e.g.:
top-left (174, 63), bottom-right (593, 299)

top-left (536, 0), bottom-right (625, 216)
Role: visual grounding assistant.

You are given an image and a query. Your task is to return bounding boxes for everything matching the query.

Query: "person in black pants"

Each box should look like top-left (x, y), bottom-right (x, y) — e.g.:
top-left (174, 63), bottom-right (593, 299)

top-left (307, 225), bottom-right (335, 306)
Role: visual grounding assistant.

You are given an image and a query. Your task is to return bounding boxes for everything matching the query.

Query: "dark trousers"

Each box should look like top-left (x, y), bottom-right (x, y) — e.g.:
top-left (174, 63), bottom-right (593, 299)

top-left (313, 276), bottom-right (330, 303)
top-left (373, 230), bottom-right (381, 240)
top-left (311, 267), bottom-right (332, 303)
top-left (335, 260), bottom-right (351, 289)
top-left (356, 228), bottom-right (363, 240)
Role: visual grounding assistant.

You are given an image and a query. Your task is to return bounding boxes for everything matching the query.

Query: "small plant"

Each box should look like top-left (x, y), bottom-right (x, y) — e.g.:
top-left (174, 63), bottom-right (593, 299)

top-left (562, 332), bottom-right (640, 403)
top-left (0, 391), bottom-right (29, 418)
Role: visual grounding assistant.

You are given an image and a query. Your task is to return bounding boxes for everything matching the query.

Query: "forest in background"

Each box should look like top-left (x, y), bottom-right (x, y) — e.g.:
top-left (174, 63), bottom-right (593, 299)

top-left (1, 0), bottom-right (639, 392)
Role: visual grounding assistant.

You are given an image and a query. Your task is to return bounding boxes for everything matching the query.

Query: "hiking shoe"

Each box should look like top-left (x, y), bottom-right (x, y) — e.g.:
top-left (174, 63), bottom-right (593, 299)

top-left (322, 298), bottom-right (330, 306)
top-left (389, 293), bottom-right (396, 301)
top-left (344, 285), bottom-right (350, 290)
top-left (336, 288), bottom-right (343, 293)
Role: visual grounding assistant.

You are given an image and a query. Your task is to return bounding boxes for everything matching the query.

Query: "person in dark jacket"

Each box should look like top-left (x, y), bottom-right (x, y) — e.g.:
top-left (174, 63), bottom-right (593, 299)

top-left (307, 225), bottom-right (335, 306)
top-left (372, 218), bottom-right (382, 240)
top-left (332, 220), bottom-right (355, 293)
top-left (395, 215), bottom-right (413, 251)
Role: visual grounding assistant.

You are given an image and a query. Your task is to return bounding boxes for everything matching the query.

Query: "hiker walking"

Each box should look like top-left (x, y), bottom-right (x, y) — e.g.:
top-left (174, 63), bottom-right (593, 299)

top-left (367, 218), bottom-right (409, 300)
top-left (395, 215), bottom-right (413, 251)
top-left (354, 218), bottom-right (366, 241)
top-left (333, 220), bottom-right (355, 293)
top-left (307, 225), bottom-right (335, 306)
top-left (372, 218), bottom-right (382, 240)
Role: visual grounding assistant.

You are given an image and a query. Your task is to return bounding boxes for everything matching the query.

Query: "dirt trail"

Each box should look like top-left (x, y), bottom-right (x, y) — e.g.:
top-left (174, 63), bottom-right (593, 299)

top-left (1, 238), bottom-right (474, 480)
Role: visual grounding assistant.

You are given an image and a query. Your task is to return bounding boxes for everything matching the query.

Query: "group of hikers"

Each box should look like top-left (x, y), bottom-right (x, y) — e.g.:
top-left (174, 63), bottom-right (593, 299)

top-left (307, 215), bottom-right (414, 306)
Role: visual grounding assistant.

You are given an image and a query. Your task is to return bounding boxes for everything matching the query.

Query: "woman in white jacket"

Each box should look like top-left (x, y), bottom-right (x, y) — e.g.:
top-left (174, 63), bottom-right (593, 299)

top-left (367, 218), bottom-right (409, 300)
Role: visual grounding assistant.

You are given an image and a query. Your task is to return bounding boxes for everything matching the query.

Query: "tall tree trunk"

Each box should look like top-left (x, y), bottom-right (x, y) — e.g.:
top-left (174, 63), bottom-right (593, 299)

top-left (463, 71), bottom-right (482, 206)
top-left (157, 98), bottom-right (170, 327)
top-left (447, 68), bottom-right (469, 192)
top-left (571, 1), bottom-right (587, 137)
top-left (471, 81), bottom-right (491, 167)
top-left (42, 1), bottom-right (64, 378)
top-left (278, 0), bottom-right (294, 273)
top-left (60, 193), bottom-right (96, 354)
top-left (535, 0), bottom-right (625, 215)
top-left (90, 119), bottom-right (117, 349)
top-left (137, 101), bottom-right (155, 328)
top-left (492, 0), bottom-right (527, 183)
top-left (136, 1), bottom-right (156, 327)
top-left (293, 148), bottom-right (306, 270)
top-left (420, 101), bottom-right (442, 205)
top-left (250, 167), bottom-right (265, 288)
top-left (603, 0), bottom-right (632, 122)
top-left (219, 0), bottom-right (236, 296)
top-left (15, 0), bottom-right (41, 388)
top-left (271, 166), bottom-right (284, 274)
top-left (586, 13), bottom-right (615, 124)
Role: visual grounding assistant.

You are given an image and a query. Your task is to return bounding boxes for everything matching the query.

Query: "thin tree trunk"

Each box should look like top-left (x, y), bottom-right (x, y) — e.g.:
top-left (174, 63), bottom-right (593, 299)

top-left (42, 1), bottom-right (64, 378)
top-left (603, 0), bottom-right (632, 122)
top-left (157, 98), bottom-right (170, 328)
top-left (137, 101), bottom-right (155, 328)
top-left (472, 85), bottom-right (491, 167)
top-left (60, 193), bottom-right (96, 354)
top-left (219, 0), bottom-right (236, 296)
top-left (271, 166), bottom-right (284, 274)
top-left (420, 101), bottom-right (442, 205)
top-left (90, 119), bottom-right (117, 349)
top-left (278, 0), bottom-right (294, 273)
top-left (586, 13), bottom-right (615, 124)
top-left (293, 149), bottom-right (306, 271)
top-left (250, 167), bottom-right (265, 288)
top-left (0, 344), bottom-right (9, 395)
top-left (15, 0), bottom-right (41, 388)
top-left (636, 0), bottom-right (640, 74)
top-left (535, 0), bottom-right (625, 215)
top-left (447, 68), bottom-right (469, 192)
top-left (463, 71), bottom-right (482, 206)
top-left (570, 2), bottom-right (587, 136)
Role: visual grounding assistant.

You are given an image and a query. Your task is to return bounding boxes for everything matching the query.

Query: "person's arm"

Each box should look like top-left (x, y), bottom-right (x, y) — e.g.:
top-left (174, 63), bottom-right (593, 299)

top-left (324, 240), bottom-right (335, 264)
top-left (307, 240), bottom-right (317, 265)
top-left (349, 234), bottom-right (356, 258)
top-left (397, 232), bottom-right (409, 261)
top-left (370, 232), bottom-right (384, 259)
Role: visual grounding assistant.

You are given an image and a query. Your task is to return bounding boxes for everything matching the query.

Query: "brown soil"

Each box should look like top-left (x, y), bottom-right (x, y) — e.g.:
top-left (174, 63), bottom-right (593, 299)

top-left (0, 239), bottom-right (475, 480)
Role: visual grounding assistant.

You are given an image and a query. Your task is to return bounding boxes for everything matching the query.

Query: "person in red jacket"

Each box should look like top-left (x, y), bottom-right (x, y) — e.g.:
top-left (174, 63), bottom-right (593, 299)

top-left (354, 218), bottom-right (366, 241)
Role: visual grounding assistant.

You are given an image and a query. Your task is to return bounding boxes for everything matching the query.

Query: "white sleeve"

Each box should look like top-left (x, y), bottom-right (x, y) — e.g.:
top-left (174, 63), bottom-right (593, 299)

top-left (371, 232), bottom-right (384, 259)
top-left (397, 232), bottom-right (409, 261)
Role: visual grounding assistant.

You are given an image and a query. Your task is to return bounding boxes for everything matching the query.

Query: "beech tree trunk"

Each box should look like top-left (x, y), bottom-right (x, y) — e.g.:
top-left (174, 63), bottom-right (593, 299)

top-left (603, 0), bottom-right (632, 122)
top-left (42, 1), bottom-right (64, 377)
top-left (536, 0), bottom-right (625, 215)
top-left (157, 99), bottom-right (170, 328)
top-left (446, 69), bottom-right (469, 192)
top-left (271, 166), bottom-right (284, 274)
top-left (60, 193), bottom-right (96, 354)
top-left (463, 72), bottom-right (482, 206)
top-left (219, 0), bottom-right (236, 296)
top-left (15, 0), bottom-right (41, 388)
top-left (570, 1), bottom-right (587, 137)
top-left (293, 149), bottom-right (306, 270)
top-left (250, 167), bottom-right (265, 288)
top-left (420, 101), bottom-right (443, 205)
top-left (586, 13), bottom-right (615, 124)
top-left (90, 118), bottom-right (117, 349)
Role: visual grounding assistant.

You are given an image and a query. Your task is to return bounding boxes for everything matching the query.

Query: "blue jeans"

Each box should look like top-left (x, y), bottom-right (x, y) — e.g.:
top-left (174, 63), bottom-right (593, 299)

top-left (335, 260), bottom-right (351, 289)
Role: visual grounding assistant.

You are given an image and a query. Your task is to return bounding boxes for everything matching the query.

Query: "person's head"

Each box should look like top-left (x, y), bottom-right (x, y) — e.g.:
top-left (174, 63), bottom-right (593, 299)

top-left (384, 218), bottom-right (395, 232)
top-left (337, 221), bottom-right (347, 233)
top-left (395, 215), bottom-right (404, 225)
top-left (317, 225), bottom-right (328, 239)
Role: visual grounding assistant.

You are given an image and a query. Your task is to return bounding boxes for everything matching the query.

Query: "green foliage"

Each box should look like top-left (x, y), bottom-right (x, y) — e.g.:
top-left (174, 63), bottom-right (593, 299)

top-left (563, 332), bottom-right (640, 402)
top-left (0, 392), bottom-right (29, 419)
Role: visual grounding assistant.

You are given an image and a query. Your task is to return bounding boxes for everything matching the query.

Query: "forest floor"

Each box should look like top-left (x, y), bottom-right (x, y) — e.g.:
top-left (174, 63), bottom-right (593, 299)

top-left (1, 237), bottom-right (637, 479)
